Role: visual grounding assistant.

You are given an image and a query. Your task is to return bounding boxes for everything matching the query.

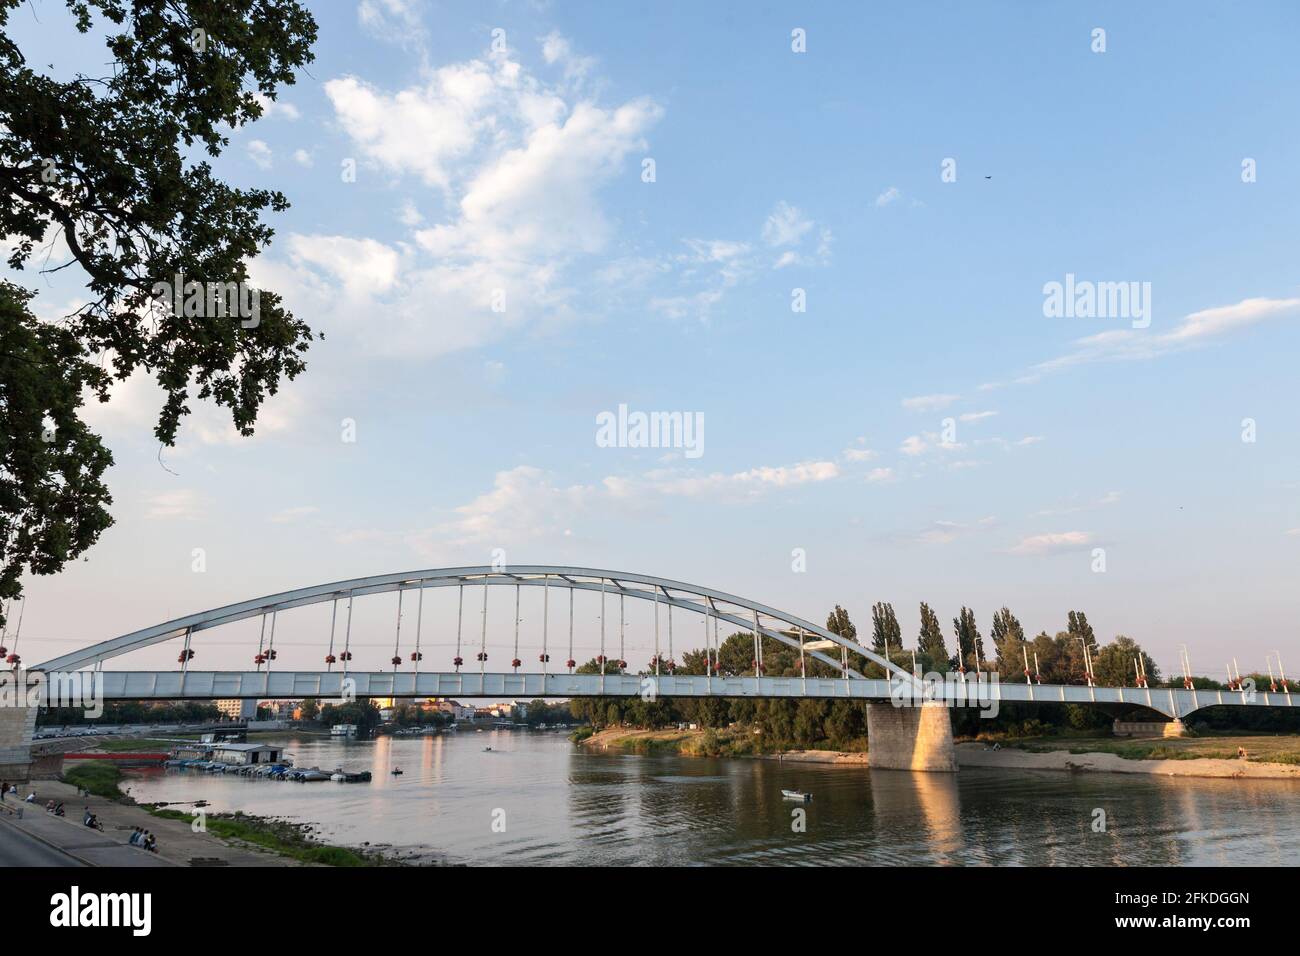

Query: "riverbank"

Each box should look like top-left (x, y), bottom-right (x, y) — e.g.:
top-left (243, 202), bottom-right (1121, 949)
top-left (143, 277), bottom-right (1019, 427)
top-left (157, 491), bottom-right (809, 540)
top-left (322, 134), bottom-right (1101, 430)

top-left (577, 726), bottom-right (1300, 778)
top-left (52, 764), bottom-right (406, 865)
top-left (956, 743), bottom-right (1300, 779)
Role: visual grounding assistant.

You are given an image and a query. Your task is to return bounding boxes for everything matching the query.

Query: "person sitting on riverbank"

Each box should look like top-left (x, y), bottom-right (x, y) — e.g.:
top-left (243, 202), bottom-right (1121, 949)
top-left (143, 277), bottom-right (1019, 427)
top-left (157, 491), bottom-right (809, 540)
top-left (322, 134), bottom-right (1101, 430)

top-left (45, 799), bottom-right (56, 813)
top-left (24, 792), bottom-right (35, 803)
top-left (1238, 746), bottom-right (1248, 759)
top-left (128, 827), bottom-right (143, 846)
top-left (82, 807), bottom-right (101, 829)
top-left (142, 831), bottom-right (157, 853)
top-left (0, 780), bottom-right (7, 801)
top-left (53, 803), bottom-right (64, 817)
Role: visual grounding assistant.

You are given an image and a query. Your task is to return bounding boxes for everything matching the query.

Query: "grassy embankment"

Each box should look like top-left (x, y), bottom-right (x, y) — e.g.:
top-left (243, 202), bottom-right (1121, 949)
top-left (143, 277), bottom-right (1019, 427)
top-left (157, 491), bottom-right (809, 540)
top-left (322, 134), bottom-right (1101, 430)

top-left (573, 725), bottom-right (868, 757)
top-left (62, 761), bottom-right (398, 866)
top-left (62, 761), bottom-right (126, 798)
top-left (575, 724), bottom-right (1300, 765)
top-left (147, 808), bottom-right (389, 867)
top-left (996, 731), bottom-right (1300, 764)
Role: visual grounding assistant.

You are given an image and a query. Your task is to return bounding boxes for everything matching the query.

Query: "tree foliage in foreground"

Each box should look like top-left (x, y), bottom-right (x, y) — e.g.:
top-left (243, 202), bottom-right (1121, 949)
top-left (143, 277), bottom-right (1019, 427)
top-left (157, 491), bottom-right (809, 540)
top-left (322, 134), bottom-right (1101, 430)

top-left (0, 0), bottom-right (318, 622)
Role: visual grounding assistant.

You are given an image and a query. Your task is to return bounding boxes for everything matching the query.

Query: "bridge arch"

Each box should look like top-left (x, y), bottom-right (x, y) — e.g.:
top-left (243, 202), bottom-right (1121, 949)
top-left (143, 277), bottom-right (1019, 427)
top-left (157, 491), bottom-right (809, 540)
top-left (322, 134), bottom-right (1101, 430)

top-left (34, 565), bottom-right (911, 680)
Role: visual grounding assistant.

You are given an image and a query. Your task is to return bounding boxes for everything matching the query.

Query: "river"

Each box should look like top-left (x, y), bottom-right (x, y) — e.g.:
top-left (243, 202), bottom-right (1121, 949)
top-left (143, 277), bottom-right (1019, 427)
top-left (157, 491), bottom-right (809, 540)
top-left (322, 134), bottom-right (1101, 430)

top-left (120, 729), bottom-right (1300, 866)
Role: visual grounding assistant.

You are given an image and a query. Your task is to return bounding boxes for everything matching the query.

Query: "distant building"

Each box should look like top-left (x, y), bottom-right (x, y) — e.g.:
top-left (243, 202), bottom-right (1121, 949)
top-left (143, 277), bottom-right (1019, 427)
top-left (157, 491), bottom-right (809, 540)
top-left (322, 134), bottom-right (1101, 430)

top-left (259, 700), bottom-right (298, 720)
top-left (212, 742), bottom-right (283, 766)
top-left (428, 698), bottom-right (476, 721)
top-left (214, 699), bottom-right (256, 720)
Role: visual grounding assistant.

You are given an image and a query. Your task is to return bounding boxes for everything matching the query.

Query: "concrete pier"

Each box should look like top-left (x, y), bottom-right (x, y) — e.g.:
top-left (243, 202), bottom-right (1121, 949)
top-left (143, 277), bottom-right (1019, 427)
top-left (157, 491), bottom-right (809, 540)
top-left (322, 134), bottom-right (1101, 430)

top-left (866, 700), bottom-right (957, 772)
top-left (0, 705), bottom-right (37, 781)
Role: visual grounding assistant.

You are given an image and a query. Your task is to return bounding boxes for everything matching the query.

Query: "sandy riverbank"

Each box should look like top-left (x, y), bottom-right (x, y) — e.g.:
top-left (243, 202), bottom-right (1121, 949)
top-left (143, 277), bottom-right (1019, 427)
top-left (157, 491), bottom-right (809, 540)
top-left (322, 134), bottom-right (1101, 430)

top-left (955, 743), bottom-right (1300, 779)
top-left (578, 727), bottom-right (1300, 779)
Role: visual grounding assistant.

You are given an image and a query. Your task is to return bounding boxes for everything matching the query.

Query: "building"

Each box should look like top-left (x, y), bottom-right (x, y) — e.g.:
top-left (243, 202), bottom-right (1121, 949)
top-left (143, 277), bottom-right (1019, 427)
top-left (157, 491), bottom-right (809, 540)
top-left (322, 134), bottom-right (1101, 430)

top-left (428, 698), bottom-right (476, 721)
top-left (212, 742), bottom-right (283, 766)
top-left (259, 700), bottom-right (298, 720)
top-left (214, 698), bottom-right (257, 721)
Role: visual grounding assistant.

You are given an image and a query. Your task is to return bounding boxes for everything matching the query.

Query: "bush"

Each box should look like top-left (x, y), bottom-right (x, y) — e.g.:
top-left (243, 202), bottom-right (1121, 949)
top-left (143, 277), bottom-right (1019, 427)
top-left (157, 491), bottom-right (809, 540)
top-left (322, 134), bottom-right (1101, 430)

top-left (62, 761), bottom-right (123, 799)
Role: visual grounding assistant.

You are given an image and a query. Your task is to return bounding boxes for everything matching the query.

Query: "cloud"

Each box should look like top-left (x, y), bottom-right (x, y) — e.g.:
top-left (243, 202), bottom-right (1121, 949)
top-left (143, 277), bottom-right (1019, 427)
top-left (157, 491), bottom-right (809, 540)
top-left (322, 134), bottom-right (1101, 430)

top-left (395, 457), bottom-right (842, 555)
top-left (246, 140), bottom-right (272, 169)
top-left (1009, 531), bottom-right (1093, 555)
top-left (958, 410), bottom-right (997, 423)
top-left (292, 149), bottom-right (313, 167)
top-left (762, 201), bottom-right (814, 247)
top-left (902, 393), bottom-right (959, 412)
top-left (865, 467), bottom-right (894, 483)
top-left (1030, 296), bottom-right (1300, 379)
top-left (874, 186), bottom-right (901, 207)
top-left (144, 489), bottom-right (202, 520)
top-left (278, 47), bottom-right (662, 356)
top-left (252, 92), bottom-right (300, 121)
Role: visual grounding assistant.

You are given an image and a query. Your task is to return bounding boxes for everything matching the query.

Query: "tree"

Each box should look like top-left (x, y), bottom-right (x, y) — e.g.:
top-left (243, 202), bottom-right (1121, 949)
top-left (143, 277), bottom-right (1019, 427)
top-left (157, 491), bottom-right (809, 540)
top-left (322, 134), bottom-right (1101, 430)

top-left (826, 605), bottom-right (856, 643)
top-left (0, 283), bottom-right (114, 620)
top-left (0, 0), bottom-right (318, 623)
top-left (990, 607), bottom-right (1026, 677)
top-left (870, 601), bottom-right (902, 656)
top-left (298, 697), bottom-right (319, 722)
top-left (826, 605), bottom-right (867, 673)
top-left (952, 606), bottom-right (982, 672)
top-left (916, 602), bottom-right (949, 673)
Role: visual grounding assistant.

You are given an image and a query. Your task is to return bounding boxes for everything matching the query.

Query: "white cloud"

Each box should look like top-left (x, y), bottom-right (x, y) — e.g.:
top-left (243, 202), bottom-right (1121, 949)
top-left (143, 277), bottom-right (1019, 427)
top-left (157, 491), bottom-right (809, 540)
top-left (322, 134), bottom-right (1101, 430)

top-left (292, 149), bottom-right (313, 167)
top-left (252, 92), bottom-right (300, 121)
top-left (865, 467), bottom-right (894, 483)
top-left (762, 201), bottom-right (814, 247)
top-left (1009, 531), bottom-right (1093, 555)
top-left (247, 140), bottom-right (273, 169)
top-left (902, 393), bottom-right (959, 412)
top-left (842, 447), bottom-right (877, 462)
top-left (958, 410), bottom-right (997, 423)
top-left (900, 435), bottom-right (928, 457)
top-left (874, 186), bottom-right (901, 207)
top-left (144, 489), bottom-right (202, 520)
top-left (1031, 296), bottom-right (1300, 379)
top-left (283, 49), bottom-right (662, 355)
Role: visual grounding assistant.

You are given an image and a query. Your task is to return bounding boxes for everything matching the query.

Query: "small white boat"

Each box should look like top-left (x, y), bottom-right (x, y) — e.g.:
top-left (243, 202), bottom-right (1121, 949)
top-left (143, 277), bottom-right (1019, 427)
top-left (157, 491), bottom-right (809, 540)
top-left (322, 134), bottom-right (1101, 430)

top-left (483, 746), bottom-right (492, 752)
top-left (781, 789), bottom-right (812, 802)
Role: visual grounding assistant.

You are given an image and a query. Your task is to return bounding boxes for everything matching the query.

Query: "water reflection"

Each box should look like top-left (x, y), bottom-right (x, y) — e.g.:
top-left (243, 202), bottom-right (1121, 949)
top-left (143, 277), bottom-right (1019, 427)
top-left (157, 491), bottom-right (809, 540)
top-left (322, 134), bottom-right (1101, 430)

top-left (120, 730), bottom-right (1300, 866)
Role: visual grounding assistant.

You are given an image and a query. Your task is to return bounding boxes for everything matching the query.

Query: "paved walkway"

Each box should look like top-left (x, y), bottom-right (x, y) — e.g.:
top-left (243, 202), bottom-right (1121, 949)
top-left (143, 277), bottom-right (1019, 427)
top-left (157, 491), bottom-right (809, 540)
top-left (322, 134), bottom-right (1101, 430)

top-left (1, 780), bottom-right (306, 867)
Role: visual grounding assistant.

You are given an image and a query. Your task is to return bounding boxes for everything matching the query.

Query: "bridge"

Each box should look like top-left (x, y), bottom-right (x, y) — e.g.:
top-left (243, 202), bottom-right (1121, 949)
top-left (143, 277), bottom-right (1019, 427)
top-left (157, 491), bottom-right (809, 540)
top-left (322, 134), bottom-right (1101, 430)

top-left (7, 565), bottom-right (1296, 775)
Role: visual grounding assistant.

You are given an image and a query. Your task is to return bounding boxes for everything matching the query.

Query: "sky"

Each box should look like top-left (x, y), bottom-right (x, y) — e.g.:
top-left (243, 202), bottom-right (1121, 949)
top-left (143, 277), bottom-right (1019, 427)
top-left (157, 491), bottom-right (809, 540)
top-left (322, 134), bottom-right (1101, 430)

top-left (6, 0), bottom-right (1300, 683)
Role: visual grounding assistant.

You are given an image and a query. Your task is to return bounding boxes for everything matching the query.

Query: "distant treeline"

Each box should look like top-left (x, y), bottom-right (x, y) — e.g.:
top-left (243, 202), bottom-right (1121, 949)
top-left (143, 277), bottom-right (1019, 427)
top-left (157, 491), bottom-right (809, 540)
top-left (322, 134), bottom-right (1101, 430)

top-left (566, 603), bottom-right (1300, 746)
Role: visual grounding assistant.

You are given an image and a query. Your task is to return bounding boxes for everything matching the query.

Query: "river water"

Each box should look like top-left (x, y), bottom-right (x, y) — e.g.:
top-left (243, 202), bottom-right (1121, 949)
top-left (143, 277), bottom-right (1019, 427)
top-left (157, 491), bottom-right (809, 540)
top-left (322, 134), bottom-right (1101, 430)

top-left (120, 729), bottom-right (1300, 866)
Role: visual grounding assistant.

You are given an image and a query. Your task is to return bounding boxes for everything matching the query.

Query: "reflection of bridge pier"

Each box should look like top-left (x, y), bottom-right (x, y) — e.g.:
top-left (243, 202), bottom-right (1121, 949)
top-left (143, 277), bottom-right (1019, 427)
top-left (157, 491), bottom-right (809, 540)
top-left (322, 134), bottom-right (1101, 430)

top-left (866, 701), bottom-right (957, 772)
top-left (870, 766), bottom-right (963, 859)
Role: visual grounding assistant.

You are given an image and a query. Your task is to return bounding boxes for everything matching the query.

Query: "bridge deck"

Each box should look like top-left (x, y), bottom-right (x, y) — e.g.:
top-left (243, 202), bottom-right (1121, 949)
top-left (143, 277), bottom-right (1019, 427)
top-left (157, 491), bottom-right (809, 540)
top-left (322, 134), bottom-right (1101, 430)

top-left (39, 671), bottom-right (1300, 719)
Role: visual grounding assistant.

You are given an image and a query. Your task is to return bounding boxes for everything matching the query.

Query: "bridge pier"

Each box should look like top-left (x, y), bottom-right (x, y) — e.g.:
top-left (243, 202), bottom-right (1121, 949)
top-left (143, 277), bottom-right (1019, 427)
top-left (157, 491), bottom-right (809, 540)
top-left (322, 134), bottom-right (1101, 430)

top-left (0, 705), bottom-right (37, 781)
top-left (866, 701), bottom-right (957, 772)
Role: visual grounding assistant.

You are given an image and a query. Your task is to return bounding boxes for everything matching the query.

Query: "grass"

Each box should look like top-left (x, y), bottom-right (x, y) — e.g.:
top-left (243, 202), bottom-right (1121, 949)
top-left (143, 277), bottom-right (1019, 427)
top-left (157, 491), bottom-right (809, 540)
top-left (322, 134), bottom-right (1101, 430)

top-left (147, 808), bottom-right (394, 867)
top-left (62, 761), bottom-right (124, 798)
top-left (1003, 733), bottom-right (1300, 764)
top-left (92, 738), bottom-right (177, 752)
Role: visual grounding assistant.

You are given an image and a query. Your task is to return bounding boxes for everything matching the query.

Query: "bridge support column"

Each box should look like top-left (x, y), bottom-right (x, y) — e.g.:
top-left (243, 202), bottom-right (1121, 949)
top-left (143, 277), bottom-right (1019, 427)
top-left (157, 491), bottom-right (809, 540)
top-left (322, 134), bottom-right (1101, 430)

top-left (0, 704), bottom-right (37, 781)
top-left (866, 700), bottom-right (957, 772)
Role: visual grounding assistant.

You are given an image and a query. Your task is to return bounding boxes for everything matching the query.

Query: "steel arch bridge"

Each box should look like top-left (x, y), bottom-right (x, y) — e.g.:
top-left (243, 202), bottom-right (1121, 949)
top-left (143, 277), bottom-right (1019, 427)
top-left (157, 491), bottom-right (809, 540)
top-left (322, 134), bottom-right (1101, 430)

top-left (28, 565), bottom-right (1300, 720)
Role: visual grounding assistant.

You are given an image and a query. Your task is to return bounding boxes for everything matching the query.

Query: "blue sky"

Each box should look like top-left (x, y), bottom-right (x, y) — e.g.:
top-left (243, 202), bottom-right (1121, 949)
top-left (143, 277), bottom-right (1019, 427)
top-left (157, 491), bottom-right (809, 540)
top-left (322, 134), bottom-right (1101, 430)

top-left (8, 1), bottom-right (1300, 681)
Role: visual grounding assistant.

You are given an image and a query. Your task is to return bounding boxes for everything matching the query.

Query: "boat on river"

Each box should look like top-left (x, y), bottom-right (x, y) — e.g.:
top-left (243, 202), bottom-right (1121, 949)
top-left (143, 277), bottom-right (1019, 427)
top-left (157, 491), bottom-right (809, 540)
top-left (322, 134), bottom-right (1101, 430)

top-left (781, 789), bottom-right (812, 801)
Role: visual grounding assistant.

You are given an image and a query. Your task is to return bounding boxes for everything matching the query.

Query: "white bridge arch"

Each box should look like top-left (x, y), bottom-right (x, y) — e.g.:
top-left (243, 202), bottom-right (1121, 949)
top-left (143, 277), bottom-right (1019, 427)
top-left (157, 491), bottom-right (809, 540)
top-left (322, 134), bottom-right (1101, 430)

top-left (34, 565), bottom-right (909, 680)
